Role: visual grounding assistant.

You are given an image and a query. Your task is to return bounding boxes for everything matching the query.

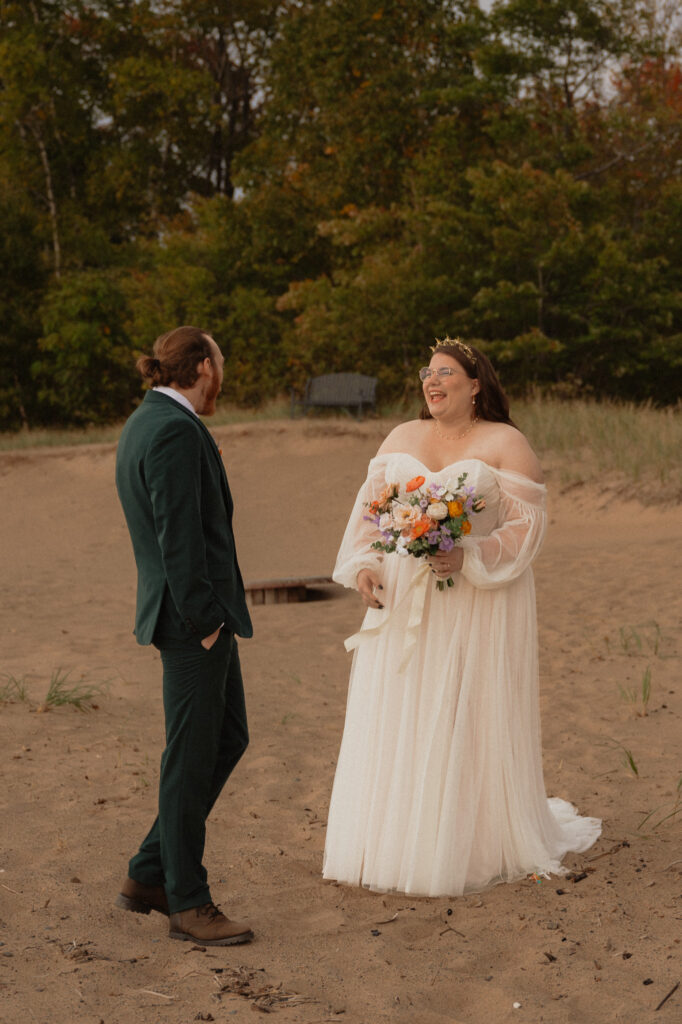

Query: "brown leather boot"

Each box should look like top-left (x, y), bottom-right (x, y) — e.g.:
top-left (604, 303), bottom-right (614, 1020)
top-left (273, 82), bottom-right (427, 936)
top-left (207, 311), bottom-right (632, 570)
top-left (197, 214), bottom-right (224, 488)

top-left (168, 902), bottom-right (254, 946)
top-left (115, 877), bottom-right (169, 917)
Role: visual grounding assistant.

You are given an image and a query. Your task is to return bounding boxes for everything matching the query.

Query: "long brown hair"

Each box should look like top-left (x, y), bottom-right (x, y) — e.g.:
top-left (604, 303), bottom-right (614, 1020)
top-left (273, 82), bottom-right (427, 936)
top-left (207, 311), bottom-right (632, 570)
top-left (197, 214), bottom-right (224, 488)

top-left (419, 342), bottom-right (515, 426)
top-left (136, 326), bottom-right (215, 388)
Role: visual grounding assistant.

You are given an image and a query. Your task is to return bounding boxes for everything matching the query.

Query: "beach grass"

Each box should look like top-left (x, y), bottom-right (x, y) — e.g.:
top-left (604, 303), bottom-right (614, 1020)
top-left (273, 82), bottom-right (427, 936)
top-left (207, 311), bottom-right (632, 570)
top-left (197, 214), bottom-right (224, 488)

top-left (1, 396), bottom-right (679, 500)
top-left (608, 738), bottom-right (640, 777)
top-left (0, 423), bottom-right (123, 450)
top-left (638, 777), bottom-right (682, 833)
top-left (0, 397), bottom-right (293, 451)
top-left (512, 398), bottom-right (682, 498)
top-left (617, 665), bottom-right (653, 716)
top-left (603, 620), bottom-right (673, 659)
top-left (0, 673), bottom-right (29, 704)
top-left (39, 668), bottom-right (108, 713)
top-left (394, 395), bottom-right (681, 499)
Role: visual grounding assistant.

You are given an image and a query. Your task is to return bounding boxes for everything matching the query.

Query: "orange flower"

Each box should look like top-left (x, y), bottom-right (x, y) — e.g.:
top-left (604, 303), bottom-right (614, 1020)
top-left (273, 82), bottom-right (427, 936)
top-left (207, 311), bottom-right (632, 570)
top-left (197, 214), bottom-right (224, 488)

top-left (369, 500), bottom-right (380, 514)
top-left (461, 520), bottom-right (472, 534)
top-left (377, 484), bottom-right (398, 506)
top-left (447, 500), bottom-right (463, 517)
top-left (410, 516), bottom-right (431, 540)
top-left (406, 475), bottom-right (425, 492)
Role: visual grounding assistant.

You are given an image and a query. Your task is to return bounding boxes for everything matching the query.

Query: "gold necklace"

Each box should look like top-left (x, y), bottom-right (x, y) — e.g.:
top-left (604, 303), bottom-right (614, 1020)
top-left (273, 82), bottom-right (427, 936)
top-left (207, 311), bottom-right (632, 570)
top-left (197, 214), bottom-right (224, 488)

top-left (433, 416), bottom-right (479, 442)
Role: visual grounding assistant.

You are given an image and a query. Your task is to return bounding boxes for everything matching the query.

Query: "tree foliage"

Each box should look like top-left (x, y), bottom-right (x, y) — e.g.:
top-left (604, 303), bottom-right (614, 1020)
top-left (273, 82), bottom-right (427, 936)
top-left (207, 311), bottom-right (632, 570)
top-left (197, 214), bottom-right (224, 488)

top-left (0, 0), bottom-right (680, 427)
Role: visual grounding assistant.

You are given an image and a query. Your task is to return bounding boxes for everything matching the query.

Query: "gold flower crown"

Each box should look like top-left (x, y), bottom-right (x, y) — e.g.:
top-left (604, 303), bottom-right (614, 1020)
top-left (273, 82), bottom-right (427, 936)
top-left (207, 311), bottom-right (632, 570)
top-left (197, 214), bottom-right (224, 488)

top-left (431, 336), bottom-right (476, 364)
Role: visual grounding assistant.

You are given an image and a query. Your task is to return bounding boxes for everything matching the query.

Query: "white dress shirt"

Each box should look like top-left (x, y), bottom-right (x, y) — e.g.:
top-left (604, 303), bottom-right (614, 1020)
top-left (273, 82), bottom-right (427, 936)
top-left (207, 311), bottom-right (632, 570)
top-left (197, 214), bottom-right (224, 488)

top-left (153, 386), bottom-right (198, 416)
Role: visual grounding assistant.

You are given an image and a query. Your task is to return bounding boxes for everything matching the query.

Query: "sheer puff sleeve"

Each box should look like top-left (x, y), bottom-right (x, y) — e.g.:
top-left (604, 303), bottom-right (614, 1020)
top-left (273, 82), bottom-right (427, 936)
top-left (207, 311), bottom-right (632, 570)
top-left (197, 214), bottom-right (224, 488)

top-left (333, 457), bottom-right (389, 590)
top-left (459, 468), bottom-right (547, 590)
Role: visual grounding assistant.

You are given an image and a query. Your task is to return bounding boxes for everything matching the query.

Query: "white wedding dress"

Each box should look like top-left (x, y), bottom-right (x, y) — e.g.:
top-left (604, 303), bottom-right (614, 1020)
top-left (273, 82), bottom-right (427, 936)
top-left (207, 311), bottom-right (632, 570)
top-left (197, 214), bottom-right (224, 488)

top-left (323, 454), bottom-right (601, 895)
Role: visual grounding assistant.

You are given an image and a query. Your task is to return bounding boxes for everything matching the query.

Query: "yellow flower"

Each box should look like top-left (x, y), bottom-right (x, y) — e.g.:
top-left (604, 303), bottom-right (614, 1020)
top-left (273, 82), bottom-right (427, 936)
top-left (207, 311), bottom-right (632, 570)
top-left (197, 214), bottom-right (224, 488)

top-left (461, 520), bottom-right (472, 534)
top-left (447, 500), bottom-right (463, 517)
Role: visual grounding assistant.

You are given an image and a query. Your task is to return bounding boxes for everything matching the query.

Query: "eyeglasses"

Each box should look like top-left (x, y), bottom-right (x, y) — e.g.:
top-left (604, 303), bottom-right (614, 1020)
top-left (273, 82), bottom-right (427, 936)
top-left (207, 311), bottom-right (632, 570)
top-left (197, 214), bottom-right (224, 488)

top-left (418, 366), bottom-right (466, 381)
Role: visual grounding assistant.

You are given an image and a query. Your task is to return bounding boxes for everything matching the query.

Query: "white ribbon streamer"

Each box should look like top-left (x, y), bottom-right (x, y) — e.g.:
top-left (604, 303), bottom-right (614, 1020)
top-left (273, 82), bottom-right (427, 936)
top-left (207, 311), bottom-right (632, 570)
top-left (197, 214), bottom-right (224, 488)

top-left (344, 561), bottom-right (432, 673)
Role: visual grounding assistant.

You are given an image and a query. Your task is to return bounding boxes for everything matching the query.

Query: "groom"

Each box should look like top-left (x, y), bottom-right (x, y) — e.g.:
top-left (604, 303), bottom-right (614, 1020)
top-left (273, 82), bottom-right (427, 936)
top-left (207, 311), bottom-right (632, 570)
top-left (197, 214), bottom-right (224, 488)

top-left (114, 325), bottom-right (254, 945)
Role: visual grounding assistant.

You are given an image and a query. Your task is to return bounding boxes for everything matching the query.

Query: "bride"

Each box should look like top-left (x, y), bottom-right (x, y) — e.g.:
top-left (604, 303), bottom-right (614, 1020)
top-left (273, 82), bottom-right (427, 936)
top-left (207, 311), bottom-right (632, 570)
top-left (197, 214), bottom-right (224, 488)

top-left (323, 337), bottom-right (601, 895)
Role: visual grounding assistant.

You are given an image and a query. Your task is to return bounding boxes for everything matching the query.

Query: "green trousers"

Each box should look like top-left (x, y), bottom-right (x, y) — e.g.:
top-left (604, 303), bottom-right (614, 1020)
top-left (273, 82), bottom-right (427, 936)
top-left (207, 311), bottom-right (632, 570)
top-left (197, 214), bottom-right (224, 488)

top-left (128, 629), bottom-right (248, 914)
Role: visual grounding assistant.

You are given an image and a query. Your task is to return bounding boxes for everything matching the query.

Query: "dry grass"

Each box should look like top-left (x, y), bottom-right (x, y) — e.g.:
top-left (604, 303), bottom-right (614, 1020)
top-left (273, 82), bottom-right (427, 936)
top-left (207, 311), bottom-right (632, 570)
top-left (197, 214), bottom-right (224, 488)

top-left (513, 398), bottom-right (682, 501)
top-left (0, 397), bottom-right (293, 451)
top-left (1, 396), bottom-right (679, 501)
top-left (0, 422), bottom-right (123, 451)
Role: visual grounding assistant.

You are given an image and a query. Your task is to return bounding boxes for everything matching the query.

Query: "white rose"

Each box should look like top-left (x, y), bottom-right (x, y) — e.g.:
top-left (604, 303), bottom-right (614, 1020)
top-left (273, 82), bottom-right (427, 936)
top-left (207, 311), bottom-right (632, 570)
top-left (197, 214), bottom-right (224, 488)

top-left (426, 501), bottom-right (448, 520)
top-left (379, 512), bottom-right (393, 532)
top-left (395, 537), bottom-right (410, 556)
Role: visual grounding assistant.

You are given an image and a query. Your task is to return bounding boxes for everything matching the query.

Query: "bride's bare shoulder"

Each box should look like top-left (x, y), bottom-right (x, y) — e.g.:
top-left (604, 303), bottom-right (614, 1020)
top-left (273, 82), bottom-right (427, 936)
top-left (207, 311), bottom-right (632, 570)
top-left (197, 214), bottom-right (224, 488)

top-left (480, 422), bottom-right (543, 482)
top-left (376, 419), bottom-right (426, 456)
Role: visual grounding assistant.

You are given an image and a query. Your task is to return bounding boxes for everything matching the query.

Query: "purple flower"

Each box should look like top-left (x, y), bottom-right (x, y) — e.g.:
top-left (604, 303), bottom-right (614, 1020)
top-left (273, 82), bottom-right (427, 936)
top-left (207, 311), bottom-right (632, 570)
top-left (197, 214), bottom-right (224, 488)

top-left (438, 535), bottom-right (455, 552)
top-left (426, 530), bottom-right (441, 545)
top-left (420, 497), bottom-right (429, 509)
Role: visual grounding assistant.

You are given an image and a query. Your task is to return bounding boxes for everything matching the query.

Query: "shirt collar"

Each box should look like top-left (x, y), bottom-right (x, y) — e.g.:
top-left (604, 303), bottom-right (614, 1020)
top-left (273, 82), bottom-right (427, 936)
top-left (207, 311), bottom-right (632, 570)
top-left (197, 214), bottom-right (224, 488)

top-left (153, 386), bottom-right (198, 416)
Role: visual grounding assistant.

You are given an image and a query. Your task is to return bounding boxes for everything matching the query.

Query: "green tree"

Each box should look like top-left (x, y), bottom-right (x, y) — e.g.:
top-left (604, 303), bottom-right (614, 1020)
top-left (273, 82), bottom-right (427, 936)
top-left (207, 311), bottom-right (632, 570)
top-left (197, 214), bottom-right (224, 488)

top-left (0, 1), bottom-right (106, 276)
top-left (88, 0), bottom-right (281, 227)
top-left (1, 0), bottom-right (681, 424)
top-left (246, 0), bottom-right (488, 209)
top-left (34, 271), bottom-right (137, 424)
top-left (0, 184), bottom-right (48, 428)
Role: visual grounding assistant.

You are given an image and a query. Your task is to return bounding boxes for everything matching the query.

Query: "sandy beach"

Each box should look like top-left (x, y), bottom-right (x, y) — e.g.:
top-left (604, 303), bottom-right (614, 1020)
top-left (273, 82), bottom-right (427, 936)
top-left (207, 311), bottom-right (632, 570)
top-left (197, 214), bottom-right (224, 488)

top-left (1, 418), bottom-right (680, 1024)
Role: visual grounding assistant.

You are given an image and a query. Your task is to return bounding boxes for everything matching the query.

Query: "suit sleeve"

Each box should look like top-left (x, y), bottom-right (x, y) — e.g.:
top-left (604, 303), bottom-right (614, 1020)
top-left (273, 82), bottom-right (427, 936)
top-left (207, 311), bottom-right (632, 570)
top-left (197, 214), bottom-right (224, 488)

top-left (145, 418), bottom-right (225, 638)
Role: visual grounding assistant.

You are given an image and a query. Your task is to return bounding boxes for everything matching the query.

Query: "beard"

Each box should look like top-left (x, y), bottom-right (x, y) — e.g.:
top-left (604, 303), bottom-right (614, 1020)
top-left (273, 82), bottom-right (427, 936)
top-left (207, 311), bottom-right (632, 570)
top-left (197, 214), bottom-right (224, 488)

top-left (197, 363), bottom-right (221, 416)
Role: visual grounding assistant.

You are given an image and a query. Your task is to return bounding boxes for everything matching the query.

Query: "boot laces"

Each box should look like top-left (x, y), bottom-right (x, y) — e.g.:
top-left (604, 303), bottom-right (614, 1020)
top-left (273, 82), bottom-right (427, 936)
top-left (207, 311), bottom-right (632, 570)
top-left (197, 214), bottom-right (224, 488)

top-left (199, 901), bottom-right (223, 922)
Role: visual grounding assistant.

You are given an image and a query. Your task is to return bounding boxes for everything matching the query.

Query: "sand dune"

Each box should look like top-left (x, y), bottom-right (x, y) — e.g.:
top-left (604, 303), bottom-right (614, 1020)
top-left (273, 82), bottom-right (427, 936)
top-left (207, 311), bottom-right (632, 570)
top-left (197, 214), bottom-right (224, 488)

top-left (1, 419), bottom-right (680, 1023)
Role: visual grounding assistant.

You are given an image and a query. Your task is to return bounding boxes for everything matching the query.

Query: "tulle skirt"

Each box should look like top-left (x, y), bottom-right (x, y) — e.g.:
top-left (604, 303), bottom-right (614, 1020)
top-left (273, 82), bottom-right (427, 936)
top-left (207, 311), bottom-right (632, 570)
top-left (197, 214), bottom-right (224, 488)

top-left (323, 556), bottom-right (601, 895)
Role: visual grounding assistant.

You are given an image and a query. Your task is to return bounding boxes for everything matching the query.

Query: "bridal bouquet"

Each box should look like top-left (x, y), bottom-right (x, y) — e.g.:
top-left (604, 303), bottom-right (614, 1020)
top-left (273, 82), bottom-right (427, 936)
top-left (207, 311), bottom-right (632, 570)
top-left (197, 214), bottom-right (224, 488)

top-left (365, 472), bottom-right (485, 590)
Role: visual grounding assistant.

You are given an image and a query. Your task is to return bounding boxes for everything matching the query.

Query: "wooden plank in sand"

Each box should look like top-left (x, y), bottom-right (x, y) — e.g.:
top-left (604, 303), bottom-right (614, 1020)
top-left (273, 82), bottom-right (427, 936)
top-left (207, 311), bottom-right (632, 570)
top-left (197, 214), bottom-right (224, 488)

top-left (245, 576), bottom-right (334, 605)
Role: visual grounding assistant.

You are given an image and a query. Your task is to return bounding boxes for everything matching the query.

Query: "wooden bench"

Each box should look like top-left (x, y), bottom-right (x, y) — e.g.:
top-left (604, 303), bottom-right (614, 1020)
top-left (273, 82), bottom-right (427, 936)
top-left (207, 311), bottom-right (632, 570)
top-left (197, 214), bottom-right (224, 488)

top-left (290, 373), bottom-right (377, 419)
top-left (245, 576), bottom-right (334, 605)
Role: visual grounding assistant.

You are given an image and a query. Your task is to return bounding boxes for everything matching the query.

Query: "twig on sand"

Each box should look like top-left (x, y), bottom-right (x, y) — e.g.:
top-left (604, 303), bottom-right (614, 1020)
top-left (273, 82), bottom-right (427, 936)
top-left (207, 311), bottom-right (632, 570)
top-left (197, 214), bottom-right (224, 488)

top-left (655, 981), bottom-right (680, 1012)
top-left (0, 883), bottom-right (20, 895)
top-left (138, 989), bottom-right (174, 1000)
top-left (375, 912), bottom-right (399, 924)
top-left (587, 840), bottom-right (629, 863)
top-left (214, 966), bottom-right (312, 1013)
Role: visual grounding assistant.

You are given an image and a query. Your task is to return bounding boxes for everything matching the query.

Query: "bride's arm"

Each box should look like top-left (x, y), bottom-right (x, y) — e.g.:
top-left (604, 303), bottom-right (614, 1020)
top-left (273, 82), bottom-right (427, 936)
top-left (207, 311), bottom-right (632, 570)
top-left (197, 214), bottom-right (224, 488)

top-left (332, 457), bottom-right (390, 592)
top-left (458, 431), bottom-right (546, 589)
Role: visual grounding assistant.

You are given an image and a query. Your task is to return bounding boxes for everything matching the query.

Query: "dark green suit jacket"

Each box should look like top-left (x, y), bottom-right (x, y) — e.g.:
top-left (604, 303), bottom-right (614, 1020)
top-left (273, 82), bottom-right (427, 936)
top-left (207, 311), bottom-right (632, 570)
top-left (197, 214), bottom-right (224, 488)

top-left (115, 390), bottom-right (252, 645)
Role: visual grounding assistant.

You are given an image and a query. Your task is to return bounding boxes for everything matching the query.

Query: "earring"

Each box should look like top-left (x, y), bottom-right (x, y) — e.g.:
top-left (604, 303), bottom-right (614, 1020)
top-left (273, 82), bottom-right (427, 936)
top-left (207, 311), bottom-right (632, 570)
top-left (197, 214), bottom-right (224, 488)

top-left (472, 393), bottom-right (477, 405)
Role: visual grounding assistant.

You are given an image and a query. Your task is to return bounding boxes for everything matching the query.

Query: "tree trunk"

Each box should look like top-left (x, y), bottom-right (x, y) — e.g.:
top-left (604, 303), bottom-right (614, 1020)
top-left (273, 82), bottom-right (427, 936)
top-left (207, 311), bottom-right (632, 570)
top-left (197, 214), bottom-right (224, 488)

top-left (28, 123), bottom-right (62, 279)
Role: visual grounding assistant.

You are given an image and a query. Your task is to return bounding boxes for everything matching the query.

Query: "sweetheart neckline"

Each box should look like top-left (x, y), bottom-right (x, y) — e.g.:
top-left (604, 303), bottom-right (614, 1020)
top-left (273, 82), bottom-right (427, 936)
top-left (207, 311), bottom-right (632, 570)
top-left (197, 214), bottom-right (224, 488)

top-left (379, 453), bottom-right (495, 475)
top-left (372, 452), bottom-right (546, 489)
